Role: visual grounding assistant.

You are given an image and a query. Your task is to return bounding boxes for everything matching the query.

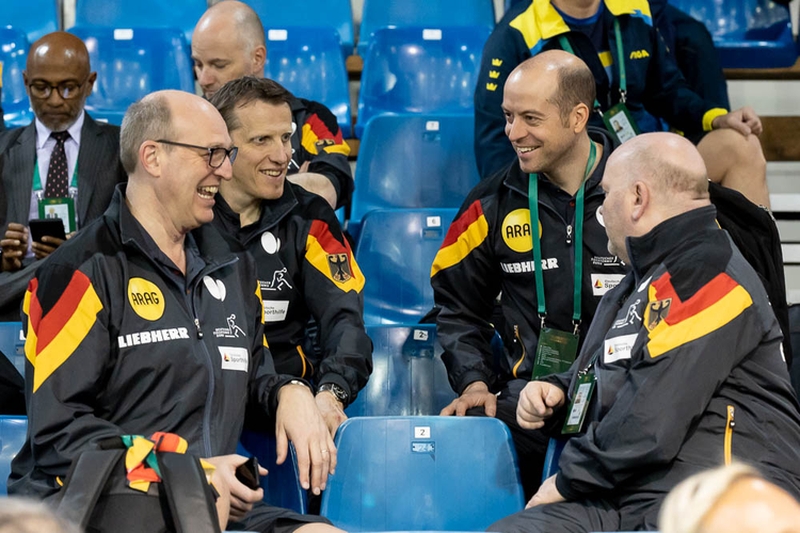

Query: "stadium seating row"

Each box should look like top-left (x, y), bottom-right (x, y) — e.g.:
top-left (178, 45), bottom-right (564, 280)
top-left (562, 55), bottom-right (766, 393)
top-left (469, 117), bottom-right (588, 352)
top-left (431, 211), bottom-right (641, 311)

top-left (1, 0), bottom-right (797, 132)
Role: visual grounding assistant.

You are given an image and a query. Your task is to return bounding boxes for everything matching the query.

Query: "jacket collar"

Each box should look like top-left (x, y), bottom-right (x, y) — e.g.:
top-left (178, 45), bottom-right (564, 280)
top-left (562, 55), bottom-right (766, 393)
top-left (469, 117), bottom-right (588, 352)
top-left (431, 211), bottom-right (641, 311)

top-left (110, 183), bottom-right (237, 268)
top-left (510, 0), bottom-right (652, 53)
top-left (626, 204), bottom-right (718, 280)
top-left (214, 181), bottom-right (300, 239)
top-left (503, 127), bottom-right (614, 198)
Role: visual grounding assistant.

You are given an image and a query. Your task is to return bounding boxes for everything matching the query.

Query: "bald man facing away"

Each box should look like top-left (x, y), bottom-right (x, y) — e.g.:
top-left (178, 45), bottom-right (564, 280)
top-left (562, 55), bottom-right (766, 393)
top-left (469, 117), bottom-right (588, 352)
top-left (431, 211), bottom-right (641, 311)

top-left (191, 0), bottom-right (353, 210)
top-left (491, 132), bottom-right (800, 533)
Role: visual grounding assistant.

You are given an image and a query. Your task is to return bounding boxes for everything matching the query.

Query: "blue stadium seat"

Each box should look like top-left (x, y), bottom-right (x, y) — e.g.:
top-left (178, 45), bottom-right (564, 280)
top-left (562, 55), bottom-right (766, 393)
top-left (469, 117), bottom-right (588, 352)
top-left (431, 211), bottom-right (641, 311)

top-left (320, 416), bottom-right (524, 531)
top-left (541, 437), bottom-right (568, 482)
top-left (350, 113), bottom-right (480, 234)
top-left (358, 0), bottom-right (495, 56)
top-left (0, 0), bottom-right (59, 43)
top-left (0, 322), bottom-right (25, 378)
top-left (264, 27), bottom-right (352, 137)
top-left (346, 324), bottom-right (456, 417)
top-left (237, 429), bottom-right (307, 513)
top-left (74, 0), bottom-right (207, 45)
top-left (68, 26), bottom-right (195, 126)
top-left (0, 416), bottom-right (27, 495)
top-left (669, 0), bottom-right (797, 68)
top-left (355, 208), bottom-right (457, 325)
top-left (355, 27), bottom-right (490, 137)
top-left (245, 0), bottom-right (355, 58)
top-left (0, 28), bottom-right (33, 129)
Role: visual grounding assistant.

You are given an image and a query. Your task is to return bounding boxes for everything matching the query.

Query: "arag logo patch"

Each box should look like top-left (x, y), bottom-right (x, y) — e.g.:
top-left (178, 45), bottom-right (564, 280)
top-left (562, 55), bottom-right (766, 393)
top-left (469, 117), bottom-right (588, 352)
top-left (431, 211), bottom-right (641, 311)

top-left (501, 209), bottom-right (541, 253)
top-left (127, 277), bottom-right (165, 321)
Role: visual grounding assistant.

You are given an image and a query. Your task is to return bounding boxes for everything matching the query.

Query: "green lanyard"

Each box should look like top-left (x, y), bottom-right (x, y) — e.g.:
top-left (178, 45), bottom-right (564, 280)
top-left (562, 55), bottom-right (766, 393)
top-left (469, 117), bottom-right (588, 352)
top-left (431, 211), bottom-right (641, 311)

top-left (558, 18), bottom-right (627, 104)
top-left (32, 160), bottom-right (79, 192)
top-left (527, 141), bottom-right (597, 328)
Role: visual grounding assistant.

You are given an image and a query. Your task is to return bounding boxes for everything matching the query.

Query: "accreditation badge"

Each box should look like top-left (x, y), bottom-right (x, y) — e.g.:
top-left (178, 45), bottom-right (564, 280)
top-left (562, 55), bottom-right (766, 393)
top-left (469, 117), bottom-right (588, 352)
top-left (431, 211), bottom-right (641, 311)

top-left (38, 197), bottom-right (76, 234)
top-left (603, 103), bottom-right (640, 144)
top-left (562, 371), bottom-right (596, 435)
top-left (531, 327), bottom-right (579, 380)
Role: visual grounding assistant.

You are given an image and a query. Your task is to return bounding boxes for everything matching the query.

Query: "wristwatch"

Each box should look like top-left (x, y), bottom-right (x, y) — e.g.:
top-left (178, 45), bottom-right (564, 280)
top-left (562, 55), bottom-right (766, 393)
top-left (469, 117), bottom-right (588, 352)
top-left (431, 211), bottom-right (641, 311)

top-left (317, 383), bottom-right (348, 405)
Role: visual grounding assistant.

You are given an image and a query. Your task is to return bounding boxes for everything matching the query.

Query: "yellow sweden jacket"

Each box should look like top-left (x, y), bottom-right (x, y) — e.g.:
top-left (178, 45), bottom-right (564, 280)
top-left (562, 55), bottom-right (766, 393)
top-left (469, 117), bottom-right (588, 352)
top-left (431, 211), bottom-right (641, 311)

top-left (431, 129), bottom-right (628, 394)
top-left (474, 0), bottom-right (727, 178)
top-left (9, 186), bottom-right (291, 498)
top-left (211, 183), bottom-right (372, 405)
top-left (543, 206), bottom-right (800, 502)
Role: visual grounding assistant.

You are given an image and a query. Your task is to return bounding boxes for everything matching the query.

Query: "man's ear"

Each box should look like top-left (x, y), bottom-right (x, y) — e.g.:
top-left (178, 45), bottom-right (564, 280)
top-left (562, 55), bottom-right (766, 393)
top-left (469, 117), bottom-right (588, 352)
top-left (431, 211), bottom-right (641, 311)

top-left (139, 140), bottom-right (161, 177)
top-left (252, 44), bottom-right (267, 75)
top-left (631, 181), bottom-right (650, 221)
top-left (572, 102), bottom-right (590, 133)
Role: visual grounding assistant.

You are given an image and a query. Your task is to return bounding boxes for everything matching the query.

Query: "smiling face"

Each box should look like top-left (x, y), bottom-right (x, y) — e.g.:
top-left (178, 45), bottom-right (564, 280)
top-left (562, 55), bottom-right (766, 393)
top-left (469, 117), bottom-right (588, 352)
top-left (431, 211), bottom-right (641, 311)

top-left (502, 66), bottom-right (580, 176)
top-left (225, 99), bottom-right (293, 204)
top-left (156, 97), bottom-right (234, 232)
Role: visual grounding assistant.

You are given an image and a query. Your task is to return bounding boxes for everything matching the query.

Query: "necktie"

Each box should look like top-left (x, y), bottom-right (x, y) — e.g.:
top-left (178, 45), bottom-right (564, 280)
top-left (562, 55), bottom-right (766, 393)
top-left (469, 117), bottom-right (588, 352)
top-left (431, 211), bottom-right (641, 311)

top-left (44, 131), bottom-right (71, 198)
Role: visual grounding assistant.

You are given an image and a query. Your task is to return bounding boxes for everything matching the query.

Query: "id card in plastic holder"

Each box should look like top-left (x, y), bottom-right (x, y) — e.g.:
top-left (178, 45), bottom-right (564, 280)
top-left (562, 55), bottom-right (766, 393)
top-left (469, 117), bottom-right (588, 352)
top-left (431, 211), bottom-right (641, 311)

top-left (562, 372), bottom-right (596, 435)
top-left (603, 103), bottom-right (640, 144)
top-left (532, 327), bottom-right (579, 380)
top-left (38, 197), bottom-right (76, 234)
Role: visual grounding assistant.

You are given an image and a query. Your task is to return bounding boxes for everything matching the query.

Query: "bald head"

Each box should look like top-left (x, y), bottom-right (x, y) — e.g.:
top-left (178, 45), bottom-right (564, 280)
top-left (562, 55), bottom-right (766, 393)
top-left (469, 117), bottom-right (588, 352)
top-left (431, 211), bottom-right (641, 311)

top-left (609, 132), bottom-right (710, 201)
top-left (600, 133), bottom-right (710, 262)
top-left (192, 1), bottom-right (266, 98)
top-left (508, 51), bottom-right (596, 125)
top-left (24, 32), bottom-right (96, 131)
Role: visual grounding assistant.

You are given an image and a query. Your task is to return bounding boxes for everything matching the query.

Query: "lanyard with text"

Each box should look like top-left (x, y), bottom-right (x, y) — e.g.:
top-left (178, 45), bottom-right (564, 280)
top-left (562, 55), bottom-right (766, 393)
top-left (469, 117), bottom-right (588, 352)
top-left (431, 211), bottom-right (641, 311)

top-left (558, 19), bottom-right (640, 143)
top-left (33, 162), bottom-right (79, 233)
top-left (528, 140), bottom-right (596, 380)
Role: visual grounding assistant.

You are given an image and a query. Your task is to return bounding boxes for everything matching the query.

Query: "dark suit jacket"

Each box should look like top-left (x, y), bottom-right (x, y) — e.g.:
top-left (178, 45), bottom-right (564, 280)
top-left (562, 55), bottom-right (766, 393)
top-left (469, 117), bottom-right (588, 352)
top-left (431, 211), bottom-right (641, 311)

top-left (0, 113), bottom-right (126, 320)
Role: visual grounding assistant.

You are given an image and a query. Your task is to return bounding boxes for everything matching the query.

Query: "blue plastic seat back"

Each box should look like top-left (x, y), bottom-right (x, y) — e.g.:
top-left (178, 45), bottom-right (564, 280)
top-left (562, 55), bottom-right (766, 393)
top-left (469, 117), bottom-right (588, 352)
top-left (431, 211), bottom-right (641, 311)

top-left (69, 26), bottom-right (195, 125)
top-left (0, 28), bottom-right (33, 128)
top-left (74, 0), bottom-right (207, 44)
top-left (356, 208), bottom-right (457, 325)
top-left (351, 114), bottom-right (480, 224)
top-left (346, 324), bottom-right (456, 417)
top-left (541, 437), bottom-right (568, 482)
top-left (359, 0), bottom-right (495, 55)
top-left (237, 429), bottom-right (307, 513)
top-left (668, 0), bottom-right (796, 67)
top-left (356, 27), bottom-right (490, 137)
top-left (0, 0), bottom-right (59, 43)
top-left (0, 322), bottom-right (25, 378)
top-left (0, 416), bottom-right (27, 496)
top-left (264, 27), bottom-right (352, 137)
top-left (246, 0), bottom-right (355, 57)
top-left (320, 416), bottom-right (524, 531)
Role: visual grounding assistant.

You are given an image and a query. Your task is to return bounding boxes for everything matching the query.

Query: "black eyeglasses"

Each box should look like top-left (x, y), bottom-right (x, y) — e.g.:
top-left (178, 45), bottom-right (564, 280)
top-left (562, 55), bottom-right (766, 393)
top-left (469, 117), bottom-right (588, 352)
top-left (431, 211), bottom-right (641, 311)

top-left (28, 77), bottom-right (90, 100)
top-left (156, 140), bottom-right (238, 168)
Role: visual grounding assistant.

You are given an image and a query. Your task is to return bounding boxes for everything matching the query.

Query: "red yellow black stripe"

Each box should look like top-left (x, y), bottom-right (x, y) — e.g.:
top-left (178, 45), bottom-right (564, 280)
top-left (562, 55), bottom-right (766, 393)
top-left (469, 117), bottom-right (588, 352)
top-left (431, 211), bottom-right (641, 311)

top-left (431, 201), bottom-right (489, 277)
top-left (305, 220), bottom-right (364, 292)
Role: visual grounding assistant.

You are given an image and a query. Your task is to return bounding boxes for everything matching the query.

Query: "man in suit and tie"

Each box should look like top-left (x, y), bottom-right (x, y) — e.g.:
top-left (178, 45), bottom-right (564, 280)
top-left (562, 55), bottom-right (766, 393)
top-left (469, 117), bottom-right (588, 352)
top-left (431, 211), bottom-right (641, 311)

top-left (0, 32), bottom-right (125, 318)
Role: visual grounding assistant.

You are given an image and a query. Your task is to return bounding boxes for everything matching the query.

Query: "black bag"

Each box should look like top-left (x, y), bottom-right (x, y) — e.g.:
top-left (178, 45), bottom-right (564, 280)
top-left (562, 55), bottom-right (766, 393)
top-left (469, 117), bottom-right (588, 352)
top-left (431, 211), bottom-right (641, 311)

top-left (710, 181), bottom-right (793, 368)
top-left (56, 438), bottom-right (221, 533)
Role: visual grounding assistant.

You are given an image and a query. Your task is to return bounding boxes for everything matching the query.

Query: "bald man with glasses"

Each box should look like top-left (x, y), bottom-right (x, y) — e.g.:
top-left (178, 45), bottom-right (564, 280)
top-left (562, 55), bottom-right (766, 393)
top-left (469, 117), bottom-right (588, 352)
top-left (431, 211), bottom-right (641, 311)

top-left (0, 31), bottom-right (126, 320)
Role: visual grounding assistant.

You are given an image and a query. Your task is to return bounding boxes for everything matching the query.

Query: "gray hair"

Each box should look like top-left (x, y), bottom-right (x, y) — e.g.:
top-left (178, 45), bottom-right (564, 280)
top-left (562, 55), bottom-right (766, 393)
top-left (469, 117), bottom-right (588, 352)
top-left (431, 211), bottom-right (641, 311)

top-left (119, 94), bottom-right (173, 174)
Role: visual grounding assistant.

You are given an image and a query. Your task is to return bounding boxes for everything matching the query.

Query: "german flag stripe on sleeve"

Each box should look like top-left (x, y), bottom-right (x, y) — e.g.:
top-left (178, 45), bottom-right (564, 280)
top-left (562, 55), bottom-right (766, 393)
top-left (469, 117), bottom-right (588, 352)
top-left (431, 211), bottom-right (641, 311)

top-left (430, 201), bottom-right (489, 277)
top-left (255, 282), bottom-right (269, 348)
top-left (306, 220), bottom-right (364, 293)
top-left (645, 272), bottom-right (752, 359)
top-left (23, 270), bottom-right (104, 392)
top-left (301, 114), bottom-right (350, 156)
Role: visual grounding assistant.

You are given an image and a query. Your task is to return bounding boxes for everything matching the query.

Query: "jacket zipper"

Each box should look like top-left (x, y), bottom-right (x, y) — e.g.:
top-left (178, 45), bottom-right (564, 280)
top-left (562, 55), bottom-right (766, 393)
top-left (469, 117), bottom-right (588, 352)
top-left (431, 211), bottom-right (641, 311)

top-left (296, 345), bottom-right (308, 378)
top-left (511, 324), bottom-right (526, 378)
top-left (724, 404), bottom-right (735, 466)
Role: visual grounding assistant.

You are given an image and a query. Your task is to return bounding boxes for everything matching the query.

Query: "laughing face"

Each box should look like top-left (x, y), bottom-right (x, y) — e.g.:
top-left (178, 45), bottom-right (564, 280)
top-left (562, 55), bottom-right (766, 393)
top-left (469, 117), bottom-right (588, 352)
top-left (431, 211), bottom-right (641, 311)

top-left (227, 99), bottom-right (293, 203)
top-left (502, 67), bottom-right (578, 176)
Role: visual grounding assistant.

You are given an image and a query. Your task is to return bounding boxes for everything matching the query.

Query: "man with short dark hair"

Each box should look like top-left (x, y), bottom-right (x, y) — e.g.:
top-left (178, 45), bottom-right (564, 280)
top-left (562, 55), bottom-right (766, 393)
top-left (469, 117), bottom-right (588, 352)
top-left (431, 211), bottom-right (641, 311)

top-left (9, 89), bottom-right (343, 533)
top-left (209, 76), bottom-right (372, 440)
top-left (432, 51), bottom-right (626, 498)
top-left (494, 132), bottom-right (800, 532)
top-left (192, 0), bottom-right (352, 210)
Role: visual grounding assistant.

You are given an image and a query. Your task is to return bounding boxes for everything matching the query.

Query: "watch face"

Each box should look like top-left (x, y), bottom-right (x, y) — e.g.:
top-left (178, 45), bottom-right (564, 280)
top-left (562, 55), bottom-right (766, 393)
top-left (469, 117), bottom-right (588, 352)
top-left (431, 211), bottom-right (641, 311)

top-left (321, 383), bottom-right (347, 402)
